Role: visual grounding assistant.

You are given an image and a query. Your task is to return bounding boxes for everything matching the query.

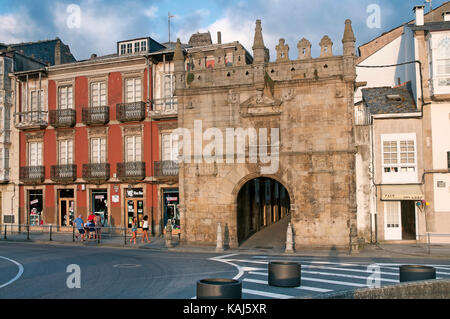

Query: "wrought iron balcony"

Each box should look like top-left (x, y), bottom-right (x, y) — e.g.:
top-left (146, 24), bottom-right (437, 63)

top-left (82, 106), bottom-right (110, 125)
top-left (116, 162), bottom-right (146, 180)
top-left (149, 97), bottom-right (178, 119)
top-left (14, 111), bottom-right (48, 130)
top-left (82, 163), bottom-right (110, 181)
top-left (50, 164), bottom-right (77, 182)
top-left (49, 109), bottom-right (76, 128)
top-left (20, 166), bottom-right (45, 183)
top-left (154, 161), bottom-right (179, 178)
top-left (116, 102), bottom-right (146, 122)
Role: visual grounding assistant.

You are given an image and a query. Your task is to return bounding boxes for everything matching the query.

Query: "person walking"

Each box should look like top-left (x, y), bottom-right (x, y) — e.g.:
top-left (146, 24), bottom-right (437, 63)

top-left (130, 217), bottom-right (138, 244)
top-left (73, 215), bottom-right (85, 241)
top-left (141, 215), bottom-right (150, 243)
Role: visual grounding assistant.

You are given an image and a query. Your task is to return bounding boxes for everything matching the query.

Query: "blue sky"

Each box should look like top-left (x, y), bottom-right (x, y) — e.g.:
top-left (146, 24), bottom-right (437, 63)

top-left (0, 0), bottom-right (447, 60)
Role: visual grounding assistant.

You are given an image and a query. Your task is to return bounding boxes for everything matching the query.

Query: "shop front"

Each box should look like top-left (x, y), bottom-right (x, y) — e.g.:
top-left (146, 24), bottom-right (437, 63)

top-left (163, 188), bottom-right (179, 234)
top-left (28, 190), bottom-right (44, 226)
top-left (58, 189), bottom-right (75, 227)
top-left (91, 189), bottom-right (108, 226)
top-left (125, 188), bottom-right (144, 229)
top-left (380, 185), bottom-right (423, 241)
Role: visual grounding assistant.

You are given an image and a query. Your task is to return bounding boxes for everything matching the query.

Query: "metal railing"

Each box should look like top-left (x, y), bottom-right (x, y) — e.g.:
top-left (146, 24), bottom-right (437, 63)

top-left (49, 109), bottom-right (76, 127)
top-left (51, 164), bottom-right (77, 182)
top-left (425, 232), bottom-right (450, 255)
top-left (82, 163), bottom-right (110, 181)
top-left (149, 97), bottom-right (178, 118)
top-left (20, 166), bottom-right (45, 183)
top-left (14, 111), bottom-right (48, 130)
top-left (116, 161), bottom-right (146, 180)
top-left (0, 223), bottom-right (141, 245)
top-left (82, 106), bottom-right (110, 125)
top-left (154, 160), bottom-right (179, 177)
top-left (116, 102), bottom-right (146, 122)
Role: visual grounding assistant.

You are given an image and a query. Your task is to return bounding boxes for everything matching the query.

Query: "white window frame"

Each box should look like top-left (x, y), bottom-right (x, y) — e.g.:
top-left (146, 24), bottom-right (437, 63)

top-left (429, 33), bottom-right (450, 95)
top-left (90, 81), bottom-right (106, 107)
top-left (124, 135), bottom-right (142, 162)
top-left (58, 139), bottom-right (73, 165)
top-left (124, 78), bottom-right (142, 103)
top-left (58, 86), bottom-right (73, 110)
top-left (163, 73), bottom-right (175, 99)
top-left (28, 142), bottom-right (43, 166)
top-left (161, 132), bottom-right (179, 161)
top-left (381, 133), bottom-right (418, 184)
top-left (90, 137), bottom-right (107, 164)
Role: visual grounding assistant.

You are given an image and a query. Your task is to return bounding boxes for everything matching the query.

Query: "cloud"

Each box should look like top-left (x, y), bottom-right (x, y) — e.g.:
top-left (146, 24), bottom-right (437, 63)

top-left (0, 10), bottom-right (38, 44)
top-left (144, 5), bottom-right (158, 18)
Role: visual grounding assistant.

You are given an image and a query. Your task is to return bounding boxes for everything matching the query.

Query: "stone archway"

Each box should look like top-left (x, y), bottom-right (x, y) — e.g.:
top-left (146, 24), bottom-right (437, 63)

top-left (236, 176), bottom-right (291, 245)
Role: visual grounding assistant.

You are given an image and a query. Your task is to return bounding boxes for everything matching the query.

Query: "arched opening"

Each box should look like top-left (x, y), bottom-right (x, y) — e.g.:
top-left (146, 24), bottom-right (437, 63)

top-left (236, 177), bottom-right (290, 245)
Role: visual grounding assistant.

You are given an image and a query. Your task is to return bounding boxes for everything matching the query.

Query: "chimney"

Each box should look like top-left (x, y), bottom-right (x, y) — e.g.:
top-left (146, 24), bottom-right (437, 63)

top-left (443, 11), bottom-right (450, 22)
top-left (217, 31), bottom-right (222, 44)
top-left (414, 5), bottom-right (425, 26)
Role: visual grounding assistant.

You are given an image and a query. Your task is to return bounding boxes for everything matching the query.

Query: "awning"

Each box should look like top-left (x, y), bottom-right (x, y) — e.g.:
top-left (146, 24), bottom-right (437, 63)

top-left (380, 185), bottom-right (424, 200)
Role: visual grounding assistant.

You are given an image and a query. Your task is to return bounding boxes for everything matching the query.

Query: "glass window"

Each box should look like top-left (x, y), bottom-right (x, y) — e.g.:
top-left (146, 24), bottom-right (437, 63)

top-left (59, 140), bottom-right (73, 165)
top-left (91, 82), bottom-right (106, 107)
top-left (58, 86), bottom-right (73, 110)
top-left (91, 137), bottom-right (106, 163)
top-left (120, 44), bottom-right (126, 55)
top-left (125, 135), bottom-right (142, 162)
top-left (28, 142), bottom-right (42, 166)
top-left (127, 43), bottom-right (133, 54)
top-left (141, 40), bottom-right (147, 52)
top-left (134, 41), bottom-right (140, 53)
top-left (125, 78), bottom-right (141, 103)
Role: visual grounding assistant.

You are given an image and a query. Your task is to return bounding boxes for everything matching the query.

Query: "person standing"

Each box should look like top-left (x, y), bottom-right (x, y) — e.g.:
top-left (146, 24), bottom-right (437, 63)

top-left (73, 215), bottom-right (85, 241)
top-left (95, 213), bottom-right (102, 241)
top-left (141, 215), bottom-right (150, 243)
top-left (130, 217), bottom-right (138, 244)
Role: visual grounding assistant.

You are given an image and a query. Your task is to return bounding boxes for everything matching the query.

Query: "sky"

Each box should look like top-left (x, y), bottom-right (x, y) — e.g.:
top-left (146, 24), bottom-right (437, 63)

top-left (0, 0), bottom-right (447, 61)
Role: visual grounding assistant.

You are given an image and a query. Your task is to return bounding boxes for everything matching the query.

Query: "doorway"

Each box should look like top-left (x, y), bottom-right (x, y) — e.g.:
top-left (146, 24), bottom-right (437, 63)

top-left (59, 189), bottom-right (74, 227)
top-left (236, 177), bottom-right (290, 245)
top-left (401, 201), bottom-right (416, 240)
top-left (163, 188), bottom-right (179, 232)
top-left (125, 188), bottom-right (144, 228)
top-left (384, 200), bottom-right (416, 240)
top-left (91, 189), bottom-right (108, 227)
top-left (29, 190), bottom-right (44, 226)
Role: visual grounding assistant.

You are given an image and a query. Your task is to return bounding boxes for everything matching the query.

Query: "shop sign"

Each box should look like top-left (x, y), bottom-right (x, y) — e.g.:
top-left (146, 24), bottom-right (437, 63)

top-left (167, 197), bottom-right (178, 202)
top-left (30, 199), bottom-right (39, 205)
top-left (95, 195), bottom-right (105, 199)
top-left (112, 195), bottom-right (120, 203)
top-left (126, 189), bottom-right (143, 198)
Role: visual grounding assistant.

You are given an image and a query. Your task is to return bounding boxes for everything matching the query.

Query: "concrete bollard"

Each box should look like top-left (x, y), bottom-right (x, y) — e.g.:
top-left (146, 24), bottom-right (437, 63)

top-left (285, 222), bottom-right (294, 253)
top-left (165, 219), bottom-right (174, 248)
top-left (216, 222), bottom-right (224, 252)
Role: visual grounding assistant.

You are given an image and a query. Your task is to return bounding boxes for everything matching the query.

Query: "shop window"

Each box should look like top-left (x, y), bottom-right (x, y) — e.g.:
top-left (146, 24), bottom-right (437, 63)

top-left (28, 190), bottom-right (43, 226)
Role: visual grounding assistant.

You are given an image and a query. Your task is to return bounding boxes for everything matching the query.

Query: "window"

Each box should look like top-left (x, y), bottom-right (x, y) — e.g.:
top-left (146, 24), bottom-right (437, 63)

top-left (162, 132), bottom-right (179, 161)
top-left (381, 134), bottom-right (417, 183)
top-left (120, 44), bottom-right (126, 55)
top-left (134, 42), bottom-right (140, 53)
top-left (125, 78), bottom-right (141, 103)
top-left (58, 86), bottom-right (73, 109)
top-left (141, 40), bottom-right (147, 52)
top-left (127, 43), bottom-right (133, 54)
top-left (28, 142), bottom-right (42, 166)
top-left (125, 135), bottom-right (141, 162)
top-left (91, 137), bottom-right (106, 163)
top-left (90, 82), bottom-right (106, 107)
top-left (447, 151), bottom-right (450, 169)
top-left (30, 90), bottom-right (44, 111)
top-left (59, 139), bottom-right (73, 165)
top-left (163, 74), bottom-right (175, 99)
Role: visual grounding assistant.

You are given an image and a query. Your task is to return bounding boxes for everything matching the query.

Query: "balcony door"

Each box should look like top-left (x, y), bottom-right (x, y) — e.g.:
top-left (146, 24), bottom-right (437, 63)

top-left (59, 139), bottom-right (73, 165)
top-left (125, 135), bottom-right (141, 163)
top-left (29, 142), bottom-right (43, 166)
top-left (91, 137), bottom-right (106, 164)
top-left (125, 78), bottom-right (141, 103)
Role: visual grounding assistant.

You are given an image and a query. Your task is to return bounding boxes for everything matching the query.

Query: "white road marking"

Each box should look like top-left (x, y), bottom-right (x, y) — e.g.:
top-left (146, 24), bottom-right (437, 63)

top-left (248, 271), bottom-right (367, 287)
top-left (304, 265), bottom-right (399, 276)
top-left (243, 278), bottom-right (332, 293)
top-left (0, 256), bottom-right (24, 289)
top-left (301, 270), bottom-right (399, 283)
top-left (242, 288), bottom-right (293, 299)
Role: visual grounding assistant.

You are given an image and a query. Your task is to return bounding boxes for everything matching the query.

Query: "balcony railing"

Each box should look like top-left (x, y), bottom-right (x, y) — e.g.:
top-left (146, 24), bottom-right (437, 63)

top-left (149, 97), bottom-right (178, 119)
top-left (116, 162), bottom-right (146, 180)
top-left (82, 163), bottom-right (110, 181)
top-left (49, 109), bottom-right (76, 128)
top-left (116, 102), bottom-right (146, 122)
top-left (82, 106), bottom-right (110, 125)
top-left (20, 166), bottom-right (45, 183)
top-left (50, 164), bottom-right (77, 182)
top-left (154, 161), bottom-right (179, 177)
top-left (14, 111), bottom-right (48, 130)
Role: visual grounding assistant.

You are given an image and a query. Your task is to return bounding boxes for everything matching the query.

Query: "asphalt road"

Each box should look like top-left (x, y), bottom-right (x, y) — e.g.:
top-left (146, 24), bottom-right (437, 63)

top-left (0, 242), bottom-right (236, 299)
top-left (1, 242), bottom-right (450, 299)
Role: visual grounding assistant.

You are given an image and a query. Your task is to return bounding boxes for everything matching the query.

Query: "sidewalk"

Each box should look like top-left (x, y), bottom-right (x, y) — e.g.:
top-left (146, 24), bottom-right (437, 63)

top-left (2, 230), bottom-right (450, 259)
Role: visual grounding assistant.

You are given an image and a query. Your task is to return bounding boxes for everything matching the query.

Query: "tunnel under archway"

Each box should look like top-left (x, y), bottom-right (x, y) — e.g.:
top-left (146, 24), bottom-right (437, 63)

top-left (236, 177), bottom-right (291, 245)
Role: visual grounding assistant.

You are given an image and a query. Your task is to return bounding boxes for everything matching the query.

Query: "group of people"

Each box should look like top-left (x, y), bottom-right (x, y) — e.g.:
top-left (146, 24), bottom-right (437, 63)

top-left (73, 212), bottom-right (102, 241)
top-left (73, 212), bottom-right (151, 244)
top-left (129, 215), bottom-right (150, 244)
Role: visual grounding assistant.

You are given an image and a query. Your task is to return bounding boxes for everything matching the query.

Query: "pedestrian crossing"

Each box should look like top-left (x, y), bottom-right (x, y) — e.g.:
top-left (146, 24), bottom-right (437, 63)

top-left (208, 254), bottom-right (450, 299)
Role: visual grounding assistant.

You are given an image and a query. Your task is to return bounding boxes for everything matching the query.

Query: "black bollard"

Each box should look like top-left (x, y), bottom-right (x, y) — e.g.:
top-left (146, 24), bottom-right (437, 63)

top-left (197, 278), bottom-right (242, 299)
top-left (268, 261), bottom-right (301, 287)
top-left (399, 265), bottom-right (436, 282)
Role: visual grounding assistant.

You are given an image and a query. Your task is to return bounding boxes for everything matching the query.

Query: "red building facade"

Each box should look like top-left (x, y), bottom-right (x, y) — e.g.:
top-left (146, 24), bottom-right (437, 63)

top-left (15, 39), bottom-right (171, 234)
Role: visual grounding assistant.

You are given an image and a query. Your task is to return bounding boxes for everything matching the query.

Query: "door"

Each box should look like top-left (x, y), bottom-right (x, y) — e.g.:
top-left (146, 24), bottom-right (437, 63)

top-left (384, 201), bottom-right (402, 240)
top-left (126, 199), bottom-right (144, 228)
top-left (60, 199), bottom-right (75, 227)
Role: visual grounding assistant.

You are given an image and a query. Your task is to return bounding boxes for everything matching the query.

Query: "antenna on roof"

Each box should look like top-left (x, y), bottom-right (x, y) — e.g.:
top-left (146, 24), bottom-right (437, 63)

top-left (425, 0), bottom-right (433, 20)
top-left (168, 12), bottom-right (175, 43)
